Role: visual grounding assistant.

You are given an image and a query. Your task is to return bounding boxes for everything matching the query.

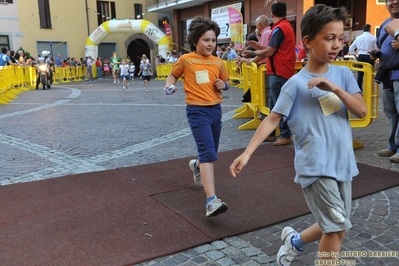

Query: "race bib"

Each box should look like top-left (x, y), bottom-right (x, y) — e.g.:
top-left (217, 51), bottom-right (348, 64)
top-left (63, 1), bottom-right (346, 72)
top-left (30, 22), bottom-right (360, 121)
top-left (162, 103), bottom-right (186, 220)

top-left (318, 93), bottom-right (342, 116)
top-left (195, 70), bottom-right (210, 84)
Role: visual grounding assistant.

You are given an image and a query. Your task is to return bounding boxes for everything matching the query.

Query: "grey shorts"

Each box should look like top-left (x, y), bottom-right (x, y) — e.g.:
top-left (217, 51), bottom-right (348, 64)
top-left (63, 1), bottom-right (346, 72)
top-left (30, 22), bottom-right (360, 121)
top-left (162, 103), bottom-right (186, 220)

top-left (302, 177), bottom-right (352, 233)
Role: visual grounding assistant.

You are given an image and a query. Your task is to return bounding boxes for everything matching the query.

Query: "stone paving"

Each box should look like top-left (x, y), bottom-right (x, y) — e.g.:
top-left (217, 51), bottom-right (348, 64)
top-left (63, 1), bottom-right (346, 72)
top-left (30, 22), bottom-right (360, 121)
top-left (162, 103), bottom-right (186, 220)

top-left (0, 78), bottom-right (398, 266)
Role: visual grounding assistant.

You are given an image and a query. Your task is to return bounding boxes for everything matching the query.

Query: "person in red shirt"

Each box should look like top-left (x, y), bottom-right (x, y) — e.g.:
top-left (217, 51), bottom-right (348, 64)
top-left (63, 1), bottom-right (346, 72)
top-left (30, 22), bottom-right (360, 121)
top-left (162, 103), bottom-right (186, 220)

top-left (96, 56), bottom-right (103, 79)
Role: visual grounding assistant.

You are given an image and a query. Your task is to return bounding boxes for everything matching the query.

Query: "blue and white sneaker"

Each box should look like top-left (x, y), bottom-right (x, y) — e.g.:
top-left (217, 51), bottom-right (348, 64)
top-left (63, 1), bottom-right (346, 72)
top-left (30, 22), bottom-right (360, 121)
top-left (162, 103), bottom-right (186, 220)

top-left (206, 197), bottom-right (228, 217)
top-left (277, 226), bottom-right (302, 266)
top-left (189, 159), bottom-right (203, 188)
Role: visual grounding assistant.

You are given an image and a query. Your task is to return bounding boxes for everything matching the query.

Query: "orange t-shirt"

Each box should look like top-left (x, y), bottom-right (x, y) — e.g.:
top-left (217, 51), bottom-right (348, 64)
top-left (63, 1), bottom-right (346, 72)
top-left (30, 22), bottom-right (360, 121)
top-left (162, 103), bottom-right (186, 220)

top-left (171, 52), bottom-right (229, 106)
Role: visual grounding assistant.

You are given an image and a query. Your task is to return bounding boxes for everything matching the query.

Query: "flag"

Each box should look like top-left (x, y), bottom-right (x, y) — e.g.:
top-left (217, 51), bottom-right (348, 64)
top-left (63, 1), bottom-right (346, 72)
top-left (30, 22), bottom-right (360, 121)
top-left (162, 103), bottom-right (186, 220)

top-left (228, 7), bottom-right (244, 49)
top-left (163, 22), bottom-right (173, 52)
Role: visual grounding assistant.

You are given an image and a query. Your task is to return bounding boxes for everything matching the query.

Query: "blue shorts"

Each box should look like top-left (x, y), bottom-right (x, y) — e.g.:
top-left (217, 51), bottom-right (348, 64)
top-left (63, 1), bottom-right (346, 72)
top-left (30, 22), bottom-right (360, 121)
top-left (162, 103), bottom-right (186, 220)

top-left (120, 74), bottom-right (129, 79)
top-left (186, 104), bottom-right (222, 163)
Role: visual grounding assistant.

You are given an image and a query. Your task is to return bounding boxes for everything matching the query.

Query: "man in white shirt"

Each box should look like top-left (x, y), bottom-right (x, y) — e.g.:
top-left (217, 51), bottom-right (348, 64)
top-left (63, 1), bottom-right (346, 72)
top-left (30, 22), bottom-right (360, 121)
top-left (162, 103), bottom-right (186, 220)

top-left (349, 24), bottom-right (378, 90)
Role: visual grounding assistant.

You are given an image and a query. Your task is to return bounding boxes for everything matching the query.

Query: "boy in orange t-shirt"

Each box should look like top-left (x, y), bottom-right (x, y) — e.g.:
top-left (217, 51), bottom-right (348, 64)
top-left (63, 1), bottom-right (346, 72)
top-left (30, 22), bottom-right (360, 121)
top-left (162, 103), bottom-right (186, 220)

top-left (164, 16), bottom-right (230, 217)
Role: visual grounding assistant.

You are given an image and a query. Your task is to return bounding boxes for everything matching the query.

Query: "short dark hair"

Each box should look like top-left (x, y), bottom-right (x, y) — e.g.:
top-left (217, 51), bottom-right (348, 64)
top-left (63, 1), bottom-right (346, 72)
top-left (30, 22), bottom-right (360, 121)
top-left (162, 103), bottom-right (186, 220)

top-left (363, 24), bottom-right (371, 32)
top-left (1, 47), bottom-right (7, 53)
top-left (301, 4), bottom-right (348, 42)
top-left (271, 2), bottom-right (287, 18)
top-left (187, 16), bottom-right (220, 52)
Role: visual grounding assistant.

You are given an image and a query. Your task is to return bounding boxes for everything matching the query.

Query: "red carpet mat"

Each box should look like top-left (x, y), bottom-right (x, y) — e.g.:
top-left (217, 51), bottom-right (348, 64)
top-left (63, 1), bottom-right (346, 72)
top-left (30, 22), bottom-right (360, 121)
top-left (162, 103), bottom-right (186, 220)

top-left (1, 145), bottom-right (398, 265)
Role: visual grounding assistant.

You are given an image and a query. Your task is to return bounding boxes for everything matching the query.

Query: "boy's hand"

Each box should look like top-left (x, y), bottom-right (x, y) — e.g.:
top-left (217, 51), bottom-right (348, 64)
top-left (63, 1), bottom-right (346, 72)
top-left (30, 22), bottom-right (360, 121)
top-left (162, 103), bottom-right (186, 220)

top-left (229, 153), bottom-right (250, 177)
top-left (307, 77), bottom-right (337, 92)
top-left (164, 85), bottom-right (177, 95)
top-left (215, 79), bottom-right (226, 91)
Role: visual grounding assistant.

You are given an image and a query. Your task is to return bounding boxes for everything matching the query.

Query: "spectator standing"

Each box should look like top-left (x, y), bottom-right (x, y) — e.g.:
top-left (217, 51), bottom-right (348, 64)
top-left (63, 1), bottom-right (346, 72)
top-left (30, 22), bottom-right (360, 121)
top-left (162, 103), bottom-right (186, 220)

top-left (163, 16), bottom-right (230, 217)
top-left (86, 55), bottom-right (94, 82)
top-left (216, 45), bottom-right (222, 58)
top-left (0, 48), bottom-right (15, 66)
top-left (158, 55), bottom-right (166, 64)
top-left (247, 15), bottom-right (272, 65)
top-left (220, 45), bottom-right (228, 60)
top-left (230, 5), bottom-right (367, 265)
top-left (55, 54), bottom-right (62, 67)
top-left (226, 46), bottom-right (238, 60)
top-left (168, 52), bottom-right (178, 63)
top-left (239, 15), bottom-right (272, 121)
top-left (110, 52), bottom-right (120, 83)
top-left (372, 0), bottom-right (399, 163)
top-left (96, 56), bottom-right (103, 79)
top-left (349, 24), bottom-right (378, 90)
top-left (241, 1), bottom-right (296, 146)
top-left (9, 51), bottom-right (18, 65)
top-left (103, 57), bottom-right (111, 78)
top-left (229, 41), bottom-right (237, 52)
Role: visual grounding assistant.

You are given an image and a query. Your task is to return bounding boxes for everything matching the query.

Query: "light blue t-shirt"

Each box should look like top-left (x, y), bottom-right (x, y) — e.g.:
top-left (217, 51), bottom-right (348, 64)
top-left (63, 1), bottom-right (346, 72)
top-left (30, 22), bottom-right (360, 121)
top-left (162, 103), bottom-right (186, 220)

top-left (0, 53), bottom-right (10, 66)
top-left (273, 65), bottom-right (361, 187)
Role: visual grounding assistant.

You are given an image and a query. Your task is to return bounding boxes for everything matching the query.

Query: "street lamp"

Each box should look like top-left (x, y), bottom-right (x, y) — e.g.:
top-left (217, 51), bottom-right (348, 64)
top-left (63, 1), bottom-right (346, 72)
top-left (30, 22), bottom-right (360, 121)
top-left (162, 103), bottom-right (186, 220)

top-left (49, 41), bottom-right (53, 60)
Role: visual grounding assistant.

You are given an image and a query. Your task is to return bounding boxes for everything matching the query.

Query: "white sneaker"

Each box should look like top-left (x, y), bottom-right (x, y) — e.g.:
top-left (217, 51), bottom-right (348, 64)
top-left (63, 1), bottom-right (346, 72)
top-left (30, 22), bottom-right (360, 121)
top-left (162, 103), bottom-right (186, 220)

top-left (113, 81), bottom-right (116, 83)
top-left (276, 226), bottom-right (301, 266)
top-left (123, 86), bottom-right (126, 90)
top-left (206, 197), bottom-right (228, 217)
top-left (189, 159), bottom-right (202, 187)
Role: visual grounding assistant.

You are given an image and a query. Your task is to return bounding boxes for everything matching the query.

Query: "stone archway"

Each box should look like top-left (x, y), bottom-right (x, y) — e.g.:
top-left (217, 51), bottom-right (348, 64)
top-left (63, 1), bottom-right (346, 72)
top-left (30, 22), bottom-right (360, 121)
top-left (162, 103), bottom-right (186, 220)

top-left (85, 19), bottom-right (170, 59)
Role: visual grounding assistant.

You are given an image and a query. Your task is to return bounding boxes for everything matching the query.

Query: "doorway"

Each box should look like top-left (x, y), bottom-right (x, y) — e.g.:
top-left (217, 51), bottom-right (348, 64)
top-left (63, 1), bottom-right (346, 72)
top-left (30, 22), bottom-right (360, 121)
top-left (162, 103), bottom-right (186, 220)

top-left (127, 39), bottom-right (150, 77)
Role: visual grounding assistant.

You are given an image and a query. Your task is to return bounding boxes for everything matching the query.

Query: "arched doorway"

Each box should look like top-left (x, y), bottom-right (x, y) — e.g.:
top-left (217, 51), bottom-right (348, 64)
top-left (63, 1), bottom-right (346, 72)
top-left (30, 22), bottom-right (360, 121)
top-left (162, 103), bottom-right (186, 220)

top-left (127, 39), bottom-right (150, 77)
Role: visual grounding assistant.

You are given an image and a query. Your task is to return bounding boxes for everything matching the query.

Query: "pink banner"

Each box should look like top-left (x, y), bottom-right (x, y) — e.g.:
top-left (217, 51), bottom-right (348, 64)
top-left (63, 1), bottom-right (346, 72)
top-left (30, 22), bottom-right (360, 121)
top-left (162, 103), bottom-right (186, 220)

top-left (228, 7), bottom-right (243, 49)
top-left (163, 22), bottom-right (173, 51)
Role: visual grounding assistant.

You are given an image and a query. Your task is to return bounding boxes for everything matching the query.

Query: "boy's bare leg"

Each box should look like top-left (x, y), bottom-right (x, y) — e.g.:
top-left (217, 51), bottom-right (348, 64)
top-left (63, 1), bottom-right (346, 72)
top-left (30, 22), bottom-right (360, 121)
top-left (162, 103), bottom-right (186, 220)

top-left (319, 231), bottom-right (346, 259)
top-left (300, 222), bottom-right (346, 259)
top-left (300, 223), bottom-right (323, 243)
top-left (196, 162), bottom-right (215, 197)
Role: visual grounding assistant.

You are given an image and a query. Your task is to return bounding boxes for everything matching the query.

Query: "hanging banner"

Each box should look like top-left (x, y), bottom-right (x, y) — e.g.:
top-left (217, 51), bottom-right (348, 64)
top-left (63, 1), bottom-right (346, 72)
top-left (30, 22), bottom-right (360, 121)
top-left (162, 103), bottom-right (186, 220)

top-left (163, 21), bottom-right (173, 51)
top-left (211, 3), bottom-right (242, 42)
top-left (228, 7), bottom-right (244, 49)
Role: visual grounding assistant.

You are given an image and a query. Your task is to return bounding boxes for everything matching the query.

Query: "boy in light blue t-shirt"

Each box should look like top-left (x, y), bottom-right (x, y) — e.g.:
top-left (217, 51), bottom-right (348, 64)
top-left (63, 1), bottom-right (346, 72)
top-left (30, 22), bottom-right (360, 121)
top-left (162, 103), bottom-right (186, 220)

top-left (229, 4), bottom-right (367, 265)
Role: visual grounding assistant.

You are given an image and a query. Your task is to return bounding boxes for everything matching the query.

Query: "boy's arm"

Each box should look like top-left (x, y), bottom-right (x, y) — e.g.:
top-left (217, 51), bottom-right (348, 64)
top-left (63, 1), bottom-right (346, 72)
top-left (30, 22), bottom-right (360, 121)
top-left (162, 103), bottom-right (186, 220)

top-left (165, 73), bottom-right (178, 87)
top-left (230, 112), bottom-right (281, 177)
top-left (334, 90), bottom-right (367, 118)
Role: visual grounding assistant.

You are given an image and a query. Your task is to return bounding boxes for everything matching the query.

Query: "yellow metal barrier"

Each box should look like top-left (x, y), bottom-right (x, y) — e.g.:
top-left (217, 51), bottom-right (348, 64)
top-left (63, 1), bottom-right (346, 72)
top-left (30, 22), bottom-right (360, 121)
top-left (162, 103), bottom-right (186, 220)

top-left (233, 62), bottom-right (262, 129)
top-left (231, 60), bottom-right (379, 149)
top-left (0, 65), bottom-right (98, 104)
top-left (226, 60), bottom-right (244, 88)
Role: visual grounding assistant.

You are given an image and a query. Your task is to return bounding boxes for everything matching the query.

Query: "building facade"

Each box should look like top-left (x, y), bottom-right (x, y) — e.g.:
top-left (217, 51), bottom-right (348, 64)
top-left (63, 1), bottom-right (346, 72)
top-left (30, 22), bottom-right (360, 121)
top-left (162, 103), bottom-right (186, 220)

top-left (0, 0), bottom-right (165, 69)
top-left (0, 0), bottom-right (22, 51)
top-left (0, 0), bottom-right (392, 66)
top-left (146, 0), bottom-right (390, 54)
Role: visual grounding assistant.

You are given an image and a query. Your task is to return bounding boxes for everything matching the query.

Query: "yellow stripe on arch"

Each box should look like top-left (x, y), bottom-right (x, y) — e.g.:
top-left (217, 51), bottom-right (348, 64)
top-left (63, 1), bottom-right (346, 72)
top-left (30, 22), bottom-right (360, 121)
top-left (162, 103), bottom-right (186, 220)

top-left (101, 21), bottom-right (111, 33)
top-left (85, 38), bottom-right (96, 46)
top-left (158, 36), bottom-right (170, 45)
top-left (140, 20), bottom-right (151, 33)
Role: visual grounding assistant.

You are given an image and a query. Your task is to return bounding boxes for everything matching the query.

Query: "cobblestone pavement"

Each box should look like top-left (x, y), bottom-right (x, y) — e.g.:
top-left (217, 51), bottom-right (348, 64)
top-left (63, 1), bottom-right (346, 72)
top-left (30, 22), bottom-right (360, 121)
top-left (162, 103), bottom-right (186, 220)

top-left (0, 78), bottom-right (398, 266)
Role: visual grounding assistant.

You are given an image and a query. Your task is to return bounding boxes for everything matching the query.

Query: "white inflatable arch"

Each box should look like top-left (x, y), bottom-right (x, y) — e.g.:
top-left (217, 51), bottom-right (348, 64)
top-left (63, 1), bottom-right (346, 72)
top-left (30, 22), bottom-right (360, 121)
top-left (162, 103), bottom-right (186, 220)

top-left (85, 19), bottom-right (170, 59)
